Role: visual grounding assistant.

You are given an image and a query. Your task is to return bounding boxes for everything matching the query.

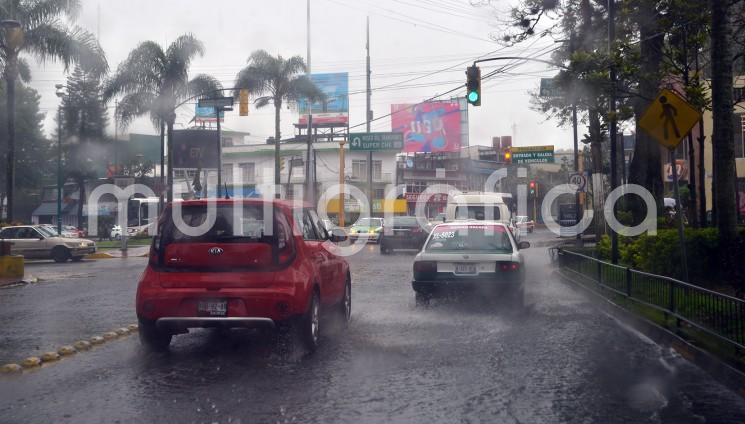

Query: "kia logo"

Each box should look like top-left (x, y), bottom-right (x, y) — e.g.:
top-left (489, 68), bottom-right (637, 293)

top-left (208, 247), bottom-right (224, 256)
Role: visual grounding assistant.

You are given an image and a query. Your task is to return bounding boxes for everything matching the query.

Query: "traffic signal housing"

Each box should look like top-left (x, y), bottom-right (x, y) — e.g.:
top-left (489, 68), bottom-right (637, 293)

top-left (529, 180), bottom-right (537, 197)
top-left (503, 148), bottom-right (512, 164)
top-left (466, 65), bottom-right (481, 106)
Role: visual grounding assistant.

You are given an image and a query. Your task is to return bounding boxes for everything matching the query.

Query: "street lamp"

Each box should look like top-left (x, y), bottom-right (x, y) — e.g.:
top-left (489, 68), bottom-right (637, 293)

top-left (55, 84), bottom-right (66, 236)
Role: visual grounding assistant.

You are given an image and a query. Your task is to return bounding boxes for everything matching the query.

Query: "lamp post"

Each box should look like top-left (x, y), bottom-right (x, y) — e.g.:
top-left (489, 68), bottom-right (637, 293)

top-left (55, 84), bottom-right (66, 236)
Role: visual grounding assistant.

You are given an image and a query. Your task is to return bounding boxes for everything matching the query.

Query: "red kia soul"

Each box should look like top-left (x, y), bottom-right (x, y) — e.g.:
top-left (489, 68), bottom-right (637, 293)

top-left (136, 199), bottom-right (351, 352)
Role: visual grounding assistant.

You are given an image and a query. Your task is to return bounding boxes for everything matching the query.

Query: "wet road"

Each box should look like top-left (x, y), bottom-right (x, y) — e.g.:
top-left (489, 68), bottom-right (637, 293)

top-left (1, 230), bottom-right (745, 423)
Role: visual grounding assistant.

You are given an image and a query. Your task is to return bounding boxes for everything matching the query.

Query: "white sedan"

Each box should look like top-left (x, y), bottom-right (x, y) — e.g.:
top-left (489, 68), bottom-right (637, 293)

top-left (411, 221), bottom-right (529, 306)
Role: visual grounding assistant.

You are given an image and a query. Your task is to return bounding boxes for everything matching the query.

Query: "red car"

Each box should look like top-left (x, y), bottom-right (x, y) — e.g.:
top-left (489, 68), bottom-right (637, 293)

top-left (136, 199), bottom-right (351, 352)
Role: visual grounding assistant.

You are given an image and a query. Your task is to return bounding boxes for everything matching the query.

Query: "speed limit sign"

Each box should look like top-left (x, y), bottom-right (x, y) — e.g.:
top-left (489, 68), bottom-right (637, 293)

top-left (569, 173), bottom-right (587, 192)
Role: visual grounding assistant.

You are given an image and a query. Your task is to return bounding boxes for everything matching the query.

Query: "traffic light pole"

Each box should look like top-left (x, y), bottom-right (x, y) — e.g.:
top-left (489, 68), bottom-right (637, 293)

top-left (366, 16), bottom-right (373, 217)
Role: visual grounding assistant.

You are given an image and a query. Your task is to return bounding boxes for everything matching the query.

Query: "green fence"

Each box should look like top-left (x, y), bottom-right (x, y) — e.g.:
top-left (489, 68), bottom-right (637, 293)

top-left (556, 248), bottom-right (745, 351)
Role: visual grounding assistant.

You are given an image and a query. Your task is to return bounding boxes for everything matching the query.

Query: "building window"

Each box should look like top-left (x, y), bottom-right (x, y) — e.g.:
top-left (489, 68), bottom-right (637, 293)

top-left (736, 114), bottom-right (745, 158)
top-left (374, 188), bottom-right (385, 199)
top-left (222, 137), bottom-right (233, 147)
top-left (352, 160), bottom-right (382, 180)
top-left (239, 163), bottom-right (255, 184)
top-left (222, 164), bottom-right (233, 184)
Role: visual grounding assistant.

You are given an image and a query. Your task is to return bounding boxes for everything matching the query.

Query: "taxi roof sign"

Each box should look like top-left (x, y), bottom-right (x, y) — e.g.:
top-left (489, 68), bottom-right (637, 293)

top-left (639, 89), bottom-right (701, 149)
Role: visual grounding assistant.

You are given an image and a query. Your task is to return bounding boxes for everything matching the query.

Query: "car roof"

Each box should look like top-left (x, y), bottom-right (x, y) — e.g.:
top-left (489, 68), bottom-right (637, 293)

top-left (434, 221), bottom-right (509, 229)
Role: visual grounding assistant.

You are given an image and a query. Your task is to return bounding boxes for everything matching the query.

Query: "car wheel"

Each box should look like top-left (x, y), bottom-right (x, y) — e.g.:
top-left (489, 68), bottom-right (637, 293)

top-left (71, 256), bottom-right (84, 262)
top-left (415, 291), bottom-right (431, 307)
top-left (52, 246), bottom-right (71, 263)
top-left (298, 290), bottom-right (321, 352)
top-left (138, 318), bottom-right (172, 352)
top-left (336, 277), bottom-right (352, 325)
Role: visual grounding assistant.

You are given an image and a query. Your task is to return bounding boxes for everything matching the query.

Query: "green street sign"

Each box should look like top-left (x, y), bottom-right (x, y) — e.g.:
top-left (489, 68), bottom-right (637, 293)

top-left (511, 145), bottom-right (555, 164)
top-left (349, 132), bottom-right (404, 151)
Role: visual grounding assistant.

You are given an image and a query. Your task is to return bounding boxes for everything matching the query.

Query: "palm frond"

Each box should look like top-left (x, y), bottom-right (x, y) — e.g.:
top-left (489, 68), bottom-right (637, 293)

top-left (117, 91), bottom-right (156, 130)
top-left (233, 65), bottom-right (273, 98)
top-left (254, 96), bottom-right (273, 109)
top-left (164, 34), bottom-right (204, 87)
top-left (20, 0), bottom-right (82, 29)
top-left (24, 23), bottom-right (108, 76)
top-left (17, 57), bottom-right (31, 82)
top-left (281, 55), bottom-right (307, 81)
top-left (188, 74), bottom-right (223, 99)
top-left (103, 41), bottom-right (165, 101)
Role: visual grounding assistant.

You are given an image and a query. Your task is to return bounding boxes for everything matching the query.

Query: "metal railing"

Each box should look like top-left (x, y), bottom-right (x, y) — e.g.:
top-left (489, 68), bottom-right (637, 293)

top-left (557, 248), bottom-right (745, 351)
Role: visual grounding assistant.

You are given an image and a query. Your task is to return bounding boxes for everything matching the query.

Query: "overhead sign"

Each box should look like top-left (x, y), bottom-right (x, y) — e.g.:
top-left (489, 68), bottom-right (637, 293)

top-left (539, 77), bottom-right (562, 98)
top-left (198, 97), bottom-right (234, 109)
top-left (639, 89), bottom-right (701, 149)
top-left (391, 101), bottom-right (462, 153)
top-left (349, 132), bottom-right (404, 151)
top-left (511, 145), bottom-right (555, 164)
top-left (569, 172), bottom-right (587, 192)
top-left (195, 105), bottom-right (224, 123)
top-left (298, 72), bottom-right (349, 126)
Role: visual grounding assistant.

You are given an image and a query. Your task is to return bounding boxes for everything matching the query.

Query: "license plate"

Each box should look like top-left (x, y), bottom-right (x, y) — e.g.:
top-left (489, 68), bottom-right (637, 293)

top-left (454, 263), bottom-right (477, 275)
top-left (197, 299), bottom-right (227, 317)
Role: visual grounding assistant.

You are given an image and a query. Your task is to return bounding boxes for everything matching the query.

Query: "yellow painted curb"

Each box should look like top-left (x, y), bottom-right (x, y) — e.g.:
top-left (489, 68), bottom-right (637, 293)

top-left (90, 336), bottom-right (105, 345)
top-left (73, 340), bottom-right (91, 351)
top-left (20, 357), bottom-right (41, 368)
top-left (115, 327), bottom-right (130, 336)
top-left (0, 363), bottom-right (22, 373)
top-left (127, 323), bottom-right (138, 331)
top-left (58, 345), bottom-right (76, 356)
top-left (84, 252), bottom-right (116, 259)
top-left (40, 352), bottom-right (60, 362)
top-left (102, 331), bottom-right (118, 341)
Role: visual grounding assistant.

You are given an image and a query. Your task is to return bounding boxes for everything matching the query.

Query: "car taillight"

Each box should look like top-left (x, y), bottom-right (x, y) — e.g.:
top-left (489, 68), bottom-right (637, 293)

top-left (414, 261), bottom-right (437, 273)
top-left (498, 262), bottom-right (520, 272)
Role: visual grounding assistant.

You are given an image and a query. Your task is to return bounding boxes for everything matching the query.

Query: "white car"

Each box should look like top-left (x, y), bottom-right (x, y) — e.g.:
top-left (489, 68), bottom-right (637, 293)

top-left (411, 221), bottom-right (529, 306)
top-left (0, 225), bottom-right (96, 262)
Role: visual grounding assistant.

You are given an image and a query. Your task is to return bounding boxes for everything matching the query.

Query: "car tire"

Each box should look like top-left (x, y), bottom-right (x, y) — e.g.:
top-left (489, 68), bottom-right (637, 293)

top-left (336, 277), bottom-right (352, 325)
top-left (415, 291), bottom-right (431, 307)
top-left (71, 256), bottom-right (84, 262)
top-left (52, 246), bottom-right (71, 263)
top-left (138, 318), bottom-right (172, 352)
top-left (298, 289), bottom-right (321, 352)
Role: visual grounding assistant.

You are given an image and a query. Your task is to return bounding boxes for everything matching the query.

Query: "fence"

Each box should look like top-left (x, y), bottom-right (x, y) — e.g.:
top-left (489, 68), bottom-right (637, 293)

top-left (556, 248), bottom-right (745, 351)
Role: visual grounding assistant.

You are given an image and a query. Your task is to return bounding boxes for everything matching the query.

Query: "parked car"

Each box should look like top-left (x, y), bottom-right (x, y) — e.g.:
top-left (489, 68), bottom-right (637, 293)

top-left (379, 216), bottom-right (429, 254)
top-left (110, 225), bottom-right (139, 240)
top-left (136, 199), bottom-right (351, 352)
top-left (514, 216), bottom-right (535, 233)
top-left (348, 217), bottom-right (384, 243)
top-left (411, 221), bottom-right (529, 306)
top-left (0, 225), bottom-right (96, 262)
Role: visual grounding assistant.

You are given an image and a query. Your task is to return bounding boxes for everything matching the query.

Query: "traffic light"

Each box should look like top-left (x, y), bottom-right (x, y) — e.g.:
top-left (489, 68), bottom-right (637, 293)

top-left (279, 157), bottom-right (285, 172)
top-left (503, 148), bottom-right (512, 164)
top-left (529, 180), bottom-right (536, 197)
top-left (466, 65), bottom-right (481, 106)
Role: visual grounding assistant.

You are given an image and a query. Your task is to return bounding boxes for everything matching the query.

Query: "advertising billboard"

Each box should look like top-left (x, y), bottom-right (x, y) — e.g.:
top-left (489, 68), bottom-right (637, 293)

top-left (172, 129), bottom-right (219, 169)
top-left (391, 101), bottom-right (462, 153)
top-left (298, 72), bottom-right (349, 126)
top-left (195, 105), bottom-right (224, 123)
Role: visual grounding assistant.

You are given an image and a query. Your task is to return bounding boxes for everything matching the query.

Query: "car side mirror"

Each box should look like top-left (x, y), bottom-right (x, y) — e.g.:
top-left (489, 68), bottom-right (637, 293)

top-left (329, 228), bottom-right (348, 243)
top-left (518, 241), bottom-right (530, 250)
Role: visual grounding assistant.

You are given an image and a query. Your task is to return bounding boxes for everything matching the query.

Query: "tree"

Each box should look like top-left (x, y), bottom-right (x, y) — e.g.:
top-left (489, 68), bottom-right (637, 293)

top-left (60, 65), bottom-right (110, 227)
top-left (233, 50), bottom-right (324, 193)
top-left (103, 34), bottom-right (222, 203)
top-left (0, 83), bottom-right (53, 221)
top-left (710, 0), bottom-right (737, 243)
top-left (1, 0), bottom-right (107, 221)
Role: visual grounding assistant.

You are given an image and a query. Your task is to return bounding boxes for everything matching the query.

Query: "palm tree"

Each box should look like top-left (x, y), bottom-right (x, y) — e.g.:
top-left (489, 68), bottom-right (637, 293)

top-left (234, 50), bottom-right (324, 195)
top-left (103, 34), bottom-right (222, 203)
top-left (1, 0), bottom-right (107, 222)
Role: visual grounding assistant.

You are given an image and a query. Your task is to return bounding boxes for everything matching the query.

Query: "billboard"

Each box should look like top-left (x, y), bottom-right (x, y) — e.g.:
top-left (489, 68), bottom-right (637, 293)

top-left (391, 101), bottom-right (462, 153)
top-left (195, 105), bottom-right (225, 123)
top-left (172, 130), bottom-right (219, 169)
top-left (298, 72), bottom-right (349, 126)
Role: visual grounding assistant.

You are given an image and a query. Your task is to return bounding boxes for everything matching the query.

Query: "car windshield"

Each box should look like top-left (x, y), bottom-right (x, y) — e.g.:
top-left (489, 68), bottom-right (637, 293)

top-left (425, 225), bottom-right (513, 253)
top-left (355, 218), bottom-right (382, 227)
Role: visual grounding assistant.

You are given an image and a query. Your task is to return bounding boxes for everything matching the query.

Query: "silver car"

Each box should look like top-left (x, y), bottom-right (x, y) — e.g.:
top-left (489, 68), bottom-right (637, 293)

top-left (0, 225), bottom-right (96, 263)
top-left (411, 221), bottom-right (529, 306)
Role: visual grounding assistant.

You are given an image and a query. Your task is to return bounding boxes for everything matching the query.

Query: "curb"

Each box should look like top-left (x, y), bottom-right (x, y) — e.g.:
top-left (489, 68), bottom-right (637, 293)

top-left (0, 323), bottom-right (139, 376)
top-left (555, 269), bottom-right (745, 400)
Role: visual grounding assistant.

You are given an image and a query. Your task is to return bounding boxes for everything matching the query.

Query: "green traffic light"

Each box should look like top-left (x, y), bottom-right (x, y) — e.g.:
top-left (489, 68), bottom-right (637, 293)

top-left (468, 91), bottom-right (479, 103)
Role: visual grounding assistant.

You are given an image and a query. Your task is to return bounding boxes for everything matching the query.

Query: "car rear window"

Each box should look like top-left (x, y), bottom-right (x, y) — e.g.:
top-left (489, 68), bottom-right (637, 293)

top-left (385, 216), bottom-right (419, 227)
top-left (160, 204), bottom-right (283, 245)
top-left (455, 206), bottom-right (501, 220)
top-left (425, 225), bottom-right (512, 253)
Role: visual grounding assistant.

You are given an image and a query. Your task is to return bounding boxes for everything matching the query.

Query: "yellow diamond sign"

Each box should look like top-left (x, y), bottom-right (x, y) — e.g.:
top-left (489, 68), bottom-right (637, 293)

top-left (639, 89), bottom-right (701, 149)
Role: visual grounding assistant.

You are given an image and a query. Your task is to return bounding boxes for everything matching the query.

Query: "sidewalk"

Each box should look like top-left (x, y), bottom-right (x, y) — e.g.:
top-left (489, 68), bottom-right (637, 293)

top-left (88, 246), bottom-right (150, 259)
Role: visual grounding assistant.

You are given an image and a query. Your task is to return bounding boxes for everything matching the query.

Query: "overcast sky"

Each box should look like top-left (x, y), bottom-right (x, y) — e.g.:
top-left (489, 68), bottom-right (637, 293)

top-left (30, 0), bottom-right (573, 150)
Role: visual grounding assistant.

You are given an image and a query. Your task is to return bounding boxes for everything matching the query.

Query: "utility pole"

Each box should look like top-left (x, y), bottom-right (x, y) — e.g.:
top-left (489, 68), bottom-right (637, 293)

top-left (608, 0), bottom-right (619, 264)
top-left (216, 106), bottom-right (222, 195)
top-left (56, 106), bottom-right (63, 236)
top-left (114, 99), bottom-right (118, 173)
top-left (366, 16), bottom-right (373, 217)
top-left (339, 139), bottom-right (346, 227)
top-left (305, 0), bottom-right (314, 204)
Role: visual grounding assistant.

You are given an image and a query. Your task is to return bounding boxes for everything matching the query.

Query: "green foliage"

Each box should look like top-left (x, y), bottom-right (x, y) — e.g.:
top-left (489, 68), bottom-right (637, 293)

top-left (61, 66), bottom-right (109, 141)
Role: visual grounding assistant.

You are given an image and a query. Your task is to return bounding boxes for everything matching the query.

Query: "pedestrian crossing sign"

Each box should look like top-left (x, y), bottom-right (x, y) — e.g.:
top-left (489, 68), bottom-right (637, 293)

top-left (639, 89), bottom-right (701, 149)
